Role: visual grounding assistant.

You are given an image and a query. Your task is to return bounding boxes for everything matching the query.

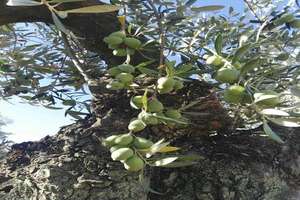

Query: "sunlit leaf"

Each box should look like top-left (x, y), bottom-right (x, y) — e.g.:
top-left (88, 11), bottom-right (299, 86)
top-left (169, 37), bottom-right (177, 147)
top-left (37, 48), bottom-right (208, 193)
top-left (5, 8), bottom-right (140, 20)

top-left (146, 139), bottom-right (169, 158)
top-left (254, 93), bottom-right (278, 104)
top-left (260, 109), bottom-right (289, 116)
top-left (268, 118), bottom-right (300, 127)
top-left (63, 5), bottom-right (120, 14)
top-left (153, 157), bottom-right (178, 166)
top-left (6, 0), bottom-right (41, 6)
top-left (158, 146), bottom-right (181, 153)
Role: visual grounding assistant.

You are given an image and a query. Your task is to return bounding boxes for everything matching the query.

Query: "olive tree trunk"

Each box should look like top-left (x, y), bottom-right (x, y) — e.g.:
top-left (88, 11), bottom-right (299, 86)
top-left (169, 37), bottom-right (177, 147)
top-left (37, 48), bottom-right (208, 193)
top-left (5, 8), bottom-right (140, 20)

top-left (0, 81), bottom-right (299, 200)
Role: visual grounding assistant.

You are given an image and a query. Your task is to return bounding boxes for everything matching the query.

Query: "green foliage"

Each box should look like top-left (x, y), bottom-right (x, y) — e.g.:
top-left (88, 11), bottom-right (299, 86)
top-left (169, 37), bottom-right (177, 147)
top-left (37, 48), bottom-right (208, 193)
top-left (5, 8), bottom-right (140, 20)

top-left (2, 0), bottom-right (300, 172)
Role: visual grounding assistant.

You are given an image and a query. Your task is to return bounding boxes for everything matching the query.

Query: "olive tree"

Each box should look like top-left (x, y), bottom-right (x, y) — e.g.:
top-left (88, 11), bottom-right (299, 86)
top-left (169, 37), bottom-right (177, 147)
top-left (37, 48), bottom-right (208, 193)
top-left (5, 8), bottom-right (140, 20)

top-left (0, 0), bottom-right (299, 199)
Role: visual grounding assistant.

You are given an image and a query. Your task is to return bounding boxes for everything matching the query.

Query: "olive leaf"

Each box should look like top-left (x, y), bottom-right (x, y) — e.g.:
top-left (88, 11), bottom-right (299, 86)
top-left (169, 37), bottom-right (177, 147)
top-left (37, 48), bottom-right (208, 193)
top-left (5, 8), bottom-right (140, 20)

top-left (142, 89), bottom-right (148, 111)
top-left (51, 12), bottom-right (71, 35)
top-left (214, 34), bottom-right (223, 55)
top-left (263, 120), bottom-right (284, 144)
top-left (153, 157), bottom-right (178, 167)
top-left (160, 161), bottom-right (197, 168)
top-left (260, 109), bottom-right (289, 117)
top-left (47, 0), bottom-right (84, 3)
top-left (158, 146), bottom-right (181, 153)
top-left (146, 139), bottom-right (170, 158)
top-left (267, 117), bottom-right (300, 127)
top-left (62, 5), bottom-right (120, 14)
top-left (240, 58), bottom-right (260, 75)
top-left (191, 5), bottom-right (225, 12)
top-left (6, 0), bottom-right (41, 6)
top-left (232, 44), bottom-right (251, 64)
top-left (254, 93), bottom-right (278, 104)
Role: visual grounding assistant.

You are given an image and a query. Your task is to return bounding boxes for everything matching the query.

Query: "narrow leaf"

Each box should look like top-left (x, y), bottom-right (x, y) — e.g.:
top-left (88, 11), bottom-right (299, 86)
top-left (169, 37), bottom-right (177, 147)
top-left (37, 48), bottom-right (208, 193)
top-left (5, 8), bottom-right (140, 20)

top-left (154, 114), bottom-right (189, 125)
top-left (142, 89), bottom-right (148, 111)
top-left (160, 160), bottom-right (198, 168)
top-left (260, 109), bottom-right (289, 116)
top-left (254, 93), bottom-right (278, 104)
top-left (214, 34), bottom-right (223, 55)
top-left (158, 146), bottom-right (181, 153)
top-left (268, 118), bottom-right (300, 127)
top-left (165, 61), bottom-right (176, 77)
top-left (146, 139), bottom-right (169, 158)
top-left (241, 58), bottom-right (260, 74)
top-left (153, 157), bottom-right (178, 167)
top-left (7, 0), bottom-right (41, 6)
top-left (138, 67), bottom-right (159, 76)
top-left (263, 121), bottom-right (285, 143)
top-left (185, 0), bottom-right (197, 6)
top-left (63, 5), bottom-right (120, 14)
top-left (48, 0), bottom-right (84, 3)
top-left (232, 44), bottom-right (251, 63)
top-left (177, 154), bottom-right (204, 161)
top-left (191, 5), bottom-right (225, 12)
top-left (51, 12), bottom-right (71, 35)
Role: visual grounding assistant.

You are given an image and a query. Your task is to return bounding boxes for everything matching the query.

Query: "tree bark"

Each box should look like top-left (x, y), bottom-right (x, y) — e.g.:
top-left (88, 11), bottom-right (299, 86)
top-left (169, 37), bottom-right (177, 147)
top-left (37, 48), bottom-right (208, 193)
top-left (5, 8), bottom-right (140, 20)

top-left (0, 81), bottom-right (299, 200)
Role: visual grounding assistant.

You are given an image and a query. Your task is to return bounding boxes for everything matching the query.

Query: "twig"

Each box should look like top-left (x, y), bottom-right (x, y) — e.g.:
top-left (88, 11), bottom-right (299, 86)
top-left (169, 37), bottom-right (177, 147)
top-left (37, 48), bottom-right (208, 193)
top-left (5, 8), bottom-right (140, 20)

top-left (243, 0), bottom-right (262, 23)
top-left (60, 32), bottom-right (91, 83)
top-left (146, 0), bottom-right (165, 68)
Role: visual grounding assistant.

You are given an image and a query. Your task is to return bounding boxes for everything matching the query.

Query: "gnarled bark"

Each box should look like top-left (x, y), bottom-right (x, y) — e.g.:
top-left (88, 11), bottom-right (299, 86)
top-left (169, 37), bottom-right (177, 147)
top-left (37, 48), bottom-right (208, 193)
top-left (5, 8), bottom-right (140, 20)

top-left (0, 80), bottom-right (299, 200)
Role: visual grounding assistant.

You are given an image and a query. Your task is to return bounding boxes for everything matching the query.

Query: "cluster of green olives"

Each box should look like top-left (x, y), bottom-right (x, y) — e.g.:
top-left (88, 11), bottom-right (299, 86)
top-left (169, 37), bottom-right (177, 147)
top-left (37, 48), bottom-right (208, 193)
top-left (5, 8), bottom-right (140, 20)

top-left (205, 55), bottom-right (240, 84)
top-left (102, 31), bottom-right (186, 171)
top-left (129, 96), bottom-right (182, 131)
top-left (106, 64), bottom-right (135, 90)
top-left (273, 13), bottom-right (300, 29)
top-left (205, 55), bottom-right (281, 107)
top-left (103, 134), bottom-right (153, 171)
top-left (103, 31), bottom-right (142, 57)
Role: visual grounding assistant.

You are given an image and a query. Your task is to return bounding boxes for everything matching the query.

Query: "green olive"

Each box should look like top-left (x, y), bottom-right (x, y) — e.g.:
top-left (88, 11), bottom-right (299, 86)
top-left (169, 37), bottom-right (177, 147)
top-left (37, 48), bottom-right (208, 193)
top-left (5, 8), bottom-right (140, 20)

top-left (224, 85), bottom-right (246, 104)
top-left (124, 37), bottom-right (142, 49)
top-left (133, 137), bottom-right (153, 149)
top-left (111, 148), bottom-right (134, 161)
top-left (128, 119), bottom-right (146, 132)
top-left (116, 73), bottom-right (134, 84)
top-left (123, 155), bottom-right (144, 171)
top-left (215, 67), bottom-right (240, 84)
top-left (157, 77), bottom-right (175, 94)
top-left (114, 133), bottom-right (133, 146)
top-left (147, 98), bottom-right (164, 113)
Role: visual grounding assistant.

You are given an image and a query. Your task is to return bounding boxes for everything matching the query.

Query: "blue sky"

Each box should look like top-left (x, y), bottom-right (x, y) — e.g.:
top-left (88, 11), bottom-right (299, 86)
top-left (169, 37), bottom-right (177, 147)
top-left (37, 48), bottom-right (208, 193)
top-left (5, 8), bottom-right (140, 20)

top-left (0, 98), bottom-right (74, 142)
top-left (0, 0), bottom-right (248, 142)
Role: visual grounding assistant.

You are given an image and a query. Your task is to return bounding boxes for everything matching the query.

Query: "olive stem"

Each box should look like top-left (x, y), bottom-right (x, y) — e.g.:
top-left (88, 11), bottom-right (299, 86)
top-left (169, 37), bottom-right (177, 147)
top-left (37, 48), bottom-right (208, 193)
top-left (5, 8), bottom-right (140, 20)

top-left (146, 0), bottom-right (165, 68)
